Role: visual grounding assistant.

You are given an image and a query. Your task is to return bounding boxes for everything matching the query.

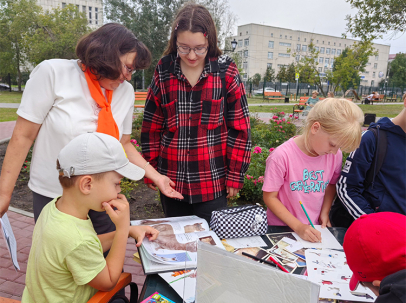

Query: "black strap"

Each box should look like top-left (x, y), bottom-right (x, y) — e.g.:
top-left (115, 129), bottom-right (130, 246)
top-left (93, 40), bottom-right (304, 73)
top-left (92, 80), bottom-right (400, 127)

top-left (219, 60), bottom-right (228, 122)
top-left (364, 126), bottom-right (387, 189)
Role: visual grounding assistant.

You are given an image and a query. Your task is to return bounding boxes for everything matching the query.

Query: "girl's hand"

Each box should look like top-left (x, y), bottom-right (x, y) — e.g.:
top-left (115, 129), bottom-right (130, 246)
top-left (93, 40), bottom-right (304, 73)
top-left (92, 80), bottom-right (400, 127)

top-left (319, 212), bottom-right (332, 228)
top-left (295, 223), bottom-right (322, 243)
top-left (226, 187), bottom-right (239, 198)
top-left (151, 175), bottom-right (184, 200)
top-left (129, 225), bottom-right (159, 247)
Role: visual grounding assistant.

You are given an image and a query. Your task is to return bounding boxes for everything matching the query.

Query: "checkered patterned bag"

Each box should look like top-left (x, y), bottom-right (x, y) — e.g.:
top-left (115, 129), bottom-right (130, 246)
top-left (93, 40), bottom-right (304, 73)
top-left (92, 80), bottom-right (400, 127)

top-left (210, 204), bottom-right (267, 239)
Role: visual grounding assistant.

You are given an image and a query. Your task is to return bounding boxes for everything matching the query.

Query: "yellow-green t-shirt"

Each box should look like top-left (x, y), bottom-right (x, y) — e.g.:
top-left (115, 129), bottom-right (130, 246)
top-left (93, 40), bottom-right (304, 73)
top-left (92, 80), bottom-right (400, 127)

top-left (22, 198), bottom-right (106, 302)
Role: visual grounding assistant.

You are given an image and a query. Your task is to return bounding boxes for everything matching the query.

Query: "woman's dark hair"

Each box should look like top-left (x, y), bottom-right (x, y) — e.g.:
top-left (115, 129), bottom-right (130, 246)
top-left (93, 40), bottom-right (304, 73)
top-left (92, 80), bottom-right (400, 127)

top-left (76, 23), bottom-right (151, 80)
top-left (163, 3), bottom-right (222, 57)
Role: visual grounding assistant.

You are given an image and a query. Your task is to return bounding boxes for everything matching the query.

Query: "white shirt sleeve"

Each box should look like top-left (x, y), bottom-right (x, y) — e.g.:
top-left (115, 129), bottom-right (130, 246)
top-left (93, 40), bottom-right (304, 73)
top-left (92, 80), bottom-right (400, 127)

top-left (17, 61), bottom-right (56, 124)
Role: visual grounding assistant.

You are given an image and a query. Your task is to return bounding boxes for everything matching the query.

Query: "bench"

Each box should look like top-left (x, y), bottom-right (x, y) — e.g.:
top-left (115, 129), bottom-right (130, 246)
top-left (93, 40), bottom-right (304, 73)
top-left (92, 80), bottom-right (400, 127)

top-left (370, 94), bottom-right (385, 105)
top-left (265, 91), bottom-right (284, 102)
top-left (134, 91), bottom-right (147, 108)
top-left (293, 98), bottom-right (308, 118)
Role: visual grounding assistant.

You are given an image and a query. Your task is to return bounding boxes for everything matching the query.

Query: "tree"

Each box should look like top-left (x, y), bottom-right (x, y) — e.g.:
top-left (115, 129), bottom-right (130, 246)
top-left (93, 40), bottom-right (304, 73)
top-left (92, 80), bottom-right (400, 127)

top-left (345, 0), bottom-right (406, 40)
top-left (286, 63), bottom-right (296, 83)
top-left (0, 0), bottom-right (42, 91)
top-left (330, 40), bottom-right (376, 94)
top-left (263, 66), bottom-right (275, 83)
top-left (27, 5), bottom-right (90, 65)
top-left (388, 53), bottom-right (406, 88)
top-left (276, 66), bottom-right (287, 82)
top-left (252, 73), bottom-right (261, 86)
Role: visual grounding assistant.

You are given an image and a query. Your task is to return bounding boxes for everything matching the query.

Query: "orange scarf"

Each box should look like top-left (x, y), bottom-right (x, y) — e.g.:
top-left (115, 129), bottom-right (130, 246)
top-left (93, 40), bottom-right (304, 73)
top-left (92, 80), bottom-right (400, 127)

top-left (83, 67), bottom-right (119, 140)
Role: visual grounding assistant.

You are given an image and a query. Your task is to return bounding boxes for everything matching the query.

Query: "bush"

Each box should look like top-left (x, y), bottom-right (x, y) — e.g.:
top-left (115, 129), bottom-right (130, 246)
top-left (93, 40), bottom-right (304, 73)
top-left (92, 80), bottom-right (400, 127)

top-left (131, 112), bottom-right (144, 146)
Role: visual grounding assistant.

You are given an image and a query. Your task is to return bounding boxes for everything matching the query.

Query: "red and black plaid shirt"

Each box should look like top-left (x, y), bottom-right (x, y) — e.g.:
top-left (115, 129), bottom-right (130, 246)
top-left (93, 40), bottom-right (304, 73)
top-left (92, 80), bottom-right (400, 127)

top-left (141, 54), bottom-right (251, 203)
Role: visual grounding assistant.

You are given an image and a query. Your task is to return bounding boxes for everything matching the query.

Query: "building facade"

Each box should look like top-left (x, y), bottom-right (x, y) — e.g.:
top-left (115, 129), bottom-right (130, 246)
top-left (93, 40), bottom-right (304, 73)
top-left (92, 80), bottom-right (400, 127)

top-left (233, 24), bottom-right (390, 87)
top-left (37, 0), bottom-right (103, 28)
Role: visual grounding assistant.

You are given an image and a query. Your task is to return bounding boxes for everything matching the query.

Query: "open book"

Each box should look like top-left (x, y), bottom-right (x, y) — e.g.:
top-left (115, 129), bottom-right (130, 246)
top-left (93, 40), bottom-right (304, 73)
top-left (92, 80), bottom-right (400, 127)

top-left (131, 216), bottom-right (224, 275)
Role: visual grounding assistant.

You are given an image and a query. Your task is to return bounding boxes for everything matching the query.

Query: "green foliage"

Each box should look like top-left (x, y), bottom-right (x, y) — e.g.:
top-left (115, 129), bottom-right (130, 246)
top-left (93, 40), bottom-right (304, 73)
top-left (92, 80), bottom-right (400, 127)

top-left (228, 51), bottom-right (243, 73)
top-left (120, 178), bottom-right (138, 200)
top-left (276, 65), bottom-right (287, 82)
top-left (389, 53), bottom-right (406, 88)
top-left (19, 146), bottom-right (33, 181)
top-left (345, 0), bottom-right (406, 40)
top-left (27, 5), bottom-right (90, 65)
top-left (286, 63), bottom-right (296, 83)
top-left (263, 66), bottom-right (275, 83)
top-left (252, 73), bottom-right (261, 86)
top-left (131, 112), bottom-right (144, 146)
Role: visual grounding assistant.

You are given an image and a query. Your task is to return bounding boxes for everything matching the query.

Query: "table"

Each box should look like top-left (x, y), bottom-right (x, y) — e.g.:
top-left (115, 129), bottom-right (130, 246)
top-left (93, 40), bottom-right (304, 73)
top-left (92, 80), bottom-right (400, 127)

top-left (138, 226), bottom-right (347, 302)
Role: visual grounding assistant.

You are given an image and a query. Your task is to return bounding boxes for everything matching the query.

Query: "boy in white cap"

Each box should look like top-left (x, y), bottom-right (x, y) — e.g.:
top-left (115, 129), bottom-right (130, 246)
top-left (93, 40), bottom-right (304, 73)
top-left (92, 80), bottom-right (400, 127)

top-left (22, 133), bottom-right (159, 303)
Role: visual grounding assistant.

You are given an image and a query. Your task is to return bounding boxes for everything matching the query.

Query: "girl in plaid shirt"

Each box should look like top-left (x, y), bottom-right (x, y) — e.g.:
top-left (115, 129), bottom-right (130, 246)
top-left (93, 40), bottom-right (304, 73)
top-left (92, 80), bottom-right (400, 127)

top-left (141, 3), bottom-right (251, 224)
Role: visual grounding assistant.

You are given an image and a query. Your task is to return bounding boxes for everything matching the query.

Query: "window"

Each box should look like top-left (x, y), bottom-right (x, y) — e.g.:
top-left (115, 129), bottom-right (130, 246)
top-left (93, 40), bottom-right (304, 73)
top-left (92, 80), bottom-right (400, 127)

top-left (331, 59), bottom-right (334, 66)
top-left (334, 42), bottom-right (336, 46)
top-left (271, 33), bottom-right (273, 37)
top-left (268, 41), bottom-right (274, 48)
top-left (371, 80), bottom-right (375, 86)
top-left (339, 43), bottom-right (341, 47)
top-left (337, 49), bottom-right (341, 55)
top-left (295, 55), bottom-right (300, 61)
top-left (328, 41), bottom-right (330, 45)
top-left (319, 57), bottom-right (324, 64)
top-left (324, 67), bottom-right (330, 72)
top-left (363, 71), bottom-right (369, 74)
top-left (320, 47), bottom-right (325, 54)
top-left (243, 74), bottom-right (247, 80)
top-left (372, 72), bottom-right (376, 78)
top-left (244, 50), bottom-right (248, 58)
top-left (375, 55), bottom-right (379, 60)
top-left (290, 36), bottom-right (292, 40)
top-left (95, 7), bottom-right (98, 25)
top-left (279, 42), bottom-right (291, 47)
top-left (304, 38), bottom-right (307, 42)
top-left (267, 63), bottom-right (272, 68)
top-left (89, 7), bottom-right (92, 23)
top-left (317, 40), bottom-right (319, 43)
top-left (239, 32), bottom-right (242, 36)
top-left (315, 46), bottom-right (319, 52)
top-left (331, 48), bottom-right (336, 55)
top-left (278, 53), bottom-right (290, 57)
top-left (243, 62), bottom-right (248, 70)
top-left (297, 44), bottom-right (301, 51)
top-left (238, 40), bottom-right (243, 47)
top-left (326, 48), bottom-right (330, 54)
top-left (318, 67), bottom-right (322, 72)
top-left (302, 45), bottom-right (307, 52)
top-left (82, 5), bottom-right (86, 13)
top-left (280, 34), bottom-right (282, 38)
top-left (268, 52), bottom-right (273, 59)
top-left (244, 38), bottom-right (249, 46)
top-left (62, 2), bottom-right (66, 8)
top-left (374, 63), bottom-right (378, 69)
top-left (277, 64), bottom-right (288, 68)
top-left (285, 35), bottom-right (287, 39)
top-left (238, 51), bottom-right (242, 58)
top-left (246, 31), bottom-right (248, 34)
top-left (322, 41), bottom-right (324, 44)
top-left (298, 37), bottom-right (300, 41)
top-left (76, 4), bottom-right (79, 10)
top-left (325, 58), bottom-right (330, 67)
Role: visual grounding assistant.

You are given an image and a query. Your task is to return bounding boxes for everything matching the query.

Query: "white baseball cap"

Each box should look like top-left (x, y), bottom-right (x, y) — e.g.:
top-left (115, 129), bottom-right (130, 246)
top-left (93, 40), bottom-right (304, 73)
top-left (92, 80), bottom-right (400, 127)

top-left (57, 132), bottom-right (145, 181)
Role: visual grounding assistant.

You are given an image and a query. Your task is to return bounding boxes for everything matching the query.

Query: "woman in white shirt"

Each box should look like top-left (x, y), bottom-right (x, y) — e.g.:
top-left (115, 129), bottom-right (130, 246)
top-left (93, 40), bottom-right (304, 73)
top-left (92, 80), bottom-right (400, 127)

top-left (0, 23), bottom-right (182, 234)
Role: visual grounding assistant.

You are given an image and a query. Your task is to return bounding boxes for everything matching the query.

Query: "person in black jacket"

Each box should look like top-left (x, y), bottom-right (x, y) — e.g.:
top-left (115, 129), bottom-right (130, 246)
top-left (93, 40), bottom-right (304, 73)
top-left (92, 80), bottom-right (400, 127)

top-left (336, 93), bottom-right (406, 220)
top-left (343, 212), bottom-right (406, 303)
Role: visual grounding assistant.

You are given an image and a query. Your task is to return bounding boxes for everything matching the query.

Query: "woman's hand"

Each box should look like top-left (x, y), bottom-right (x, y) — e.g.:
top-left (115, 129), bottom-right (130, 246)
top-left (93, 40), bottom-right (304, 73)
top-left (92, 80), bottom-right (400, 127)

top-left (226, 187), bottom-right (239, 198)
top-left (153, 174), bottom-right (184, 200)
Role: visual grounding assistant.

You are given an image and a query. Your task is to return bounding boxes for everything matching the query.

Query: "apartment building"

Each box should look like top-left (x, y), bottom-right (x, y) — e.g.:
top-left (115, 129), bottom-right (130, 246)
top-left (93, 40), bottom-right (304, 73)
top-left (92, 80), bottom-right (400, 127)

top-left (233, 24), bottom-right (390, 86)
top-left (37, 0), bottom-right (103, 28)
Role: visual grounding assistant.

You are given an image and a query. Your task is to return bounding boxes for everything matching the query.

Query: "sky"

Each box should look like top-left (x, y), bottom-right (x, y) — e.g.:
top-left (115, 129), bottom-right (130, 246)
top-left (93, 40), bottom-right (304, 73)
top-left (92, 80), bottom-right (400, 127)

top-left (229, 0), bottom-right (406, 54)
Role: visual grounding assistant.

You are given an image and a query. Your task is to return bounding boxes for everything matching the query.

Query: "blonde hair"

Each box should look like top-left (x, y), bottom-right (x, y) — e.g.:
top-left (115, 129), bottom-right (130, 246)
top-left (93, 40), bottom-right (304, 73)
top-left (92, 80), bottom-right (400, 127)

top-left (327, 91), bottom-right (334, 98)
top-left (303, 98), bottom-right (364, 153)
top-left (312, 90), bottom-right (319, 96)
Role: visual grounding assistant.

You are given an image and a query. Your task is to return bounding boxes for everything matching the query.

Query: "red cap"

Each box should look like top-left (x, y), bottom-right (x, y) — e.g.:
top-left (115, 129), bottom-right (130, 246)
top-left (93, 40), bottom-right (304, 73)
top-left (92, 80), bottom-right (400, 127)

top-left (343, 212), bottom-right (406, 291)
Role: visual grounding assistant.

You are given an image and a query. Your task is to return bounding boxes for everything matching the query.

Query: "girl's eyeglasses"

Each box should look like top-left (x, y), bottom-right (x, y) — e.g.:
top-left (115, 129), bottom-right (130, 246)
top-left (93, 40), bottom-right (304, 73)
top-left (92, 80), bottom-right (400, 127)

top-left (177, 45), bottom-right (208, 55)
top-left (123, 63), bottom-right (136, 75)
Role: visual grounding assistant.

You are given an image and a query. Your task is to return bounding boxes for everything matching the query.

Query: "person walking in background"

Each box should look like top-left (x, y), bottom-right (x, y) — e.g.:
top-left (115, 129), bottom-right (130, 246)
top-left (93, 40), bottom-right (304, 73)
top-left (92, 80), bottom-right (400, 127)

top-left (0, 23), bottom-right (182, 236)
top-left (141, 2), bottom-right (251, 224)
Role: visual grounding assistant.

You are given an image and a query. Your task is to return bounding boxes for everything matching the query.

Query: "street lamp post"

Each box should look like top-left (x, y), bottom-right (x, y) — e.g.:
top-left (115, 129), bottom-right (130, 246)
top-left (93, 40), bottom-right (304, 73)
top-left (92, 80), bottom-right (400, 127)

top-left (223, 38), bottom-right (237, 53)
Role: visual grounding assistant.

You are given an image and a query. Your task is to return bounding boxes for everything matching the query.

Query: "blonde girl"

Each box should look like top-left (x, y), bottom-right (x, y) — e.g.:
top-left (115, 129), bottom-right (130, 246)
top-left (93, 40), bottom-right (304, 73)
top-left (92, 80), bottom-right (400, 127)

top-left (262, 98), bottom-right (363, 242)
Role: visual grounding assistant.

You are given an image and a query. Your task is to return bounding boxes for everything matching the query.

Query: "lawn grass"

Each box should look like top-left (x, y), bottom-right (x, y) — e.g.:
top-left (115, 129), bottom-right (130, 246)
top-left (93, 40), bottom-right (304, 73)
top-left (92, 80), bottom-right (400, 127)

top-left (0, 108), bottom-right (18, 122)
top-left (0, 91), bottom-right (23, 103)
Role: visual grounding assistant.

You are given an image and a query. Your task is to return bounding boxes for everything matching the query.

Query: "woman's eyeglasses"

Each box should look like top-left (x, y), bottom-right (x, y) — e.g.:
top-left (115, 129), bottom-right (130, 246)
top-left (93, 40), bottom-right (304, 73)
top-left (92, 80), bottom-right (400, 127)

top-left (177, 45), bottom-right (208, 55)
top-left (123, 63), bottom-right (136, 75)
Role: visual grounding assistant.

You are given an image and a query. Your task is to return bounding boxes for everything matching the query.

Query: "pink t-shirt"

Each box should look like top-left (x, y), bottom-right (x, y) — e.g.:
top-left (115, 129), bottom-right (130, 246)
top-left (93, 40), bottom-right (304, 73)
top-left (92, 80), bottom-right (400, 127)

top-left (262, 138), bottom-right (342, 226)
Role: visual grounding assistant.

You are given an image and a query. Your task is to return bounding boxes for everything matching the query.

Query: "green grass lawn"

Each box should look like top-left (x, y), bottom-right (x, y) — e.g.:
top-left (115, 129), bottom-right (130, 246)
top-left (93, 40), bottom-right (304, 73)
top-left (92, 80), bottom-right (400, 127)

top-left (0, 108), bottom-right (18, 122)
top-left (0, 91), bottom-right (23, 103)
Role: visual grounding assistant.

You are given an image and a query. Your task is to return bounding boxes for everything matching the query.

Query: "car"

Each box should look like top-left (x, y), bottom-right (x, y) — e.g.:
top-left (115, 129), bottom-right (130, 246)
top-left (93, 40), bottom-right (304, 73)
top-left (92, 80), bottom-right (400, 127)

top-left (253, 87), bottom-right (280, 95)
top-left (0, 83), bottom-right (10, 91)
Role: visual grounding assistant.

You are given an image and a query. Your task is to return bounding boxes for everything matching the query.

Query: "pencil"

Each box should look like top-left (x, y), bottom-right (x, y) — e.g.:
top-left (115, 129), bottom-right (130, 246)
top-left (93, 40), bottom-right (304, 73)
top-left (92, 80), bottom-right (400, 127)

top-left (299, 201), bottom-right (316, 229)
top-left (267, 254), bottom-right (290, 273)
top-left (242, 252), bottom-right (277, 268)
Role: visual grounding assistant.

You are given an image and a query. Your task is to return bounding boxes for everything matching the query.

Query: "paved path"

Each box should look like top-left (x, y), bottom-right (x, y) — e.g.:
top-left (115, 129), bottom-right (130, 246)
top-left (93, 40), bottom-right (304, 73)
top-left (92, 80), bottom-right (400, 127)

top-left (0, 209), bottom-right (145, 300)
top-left (0, 104), bottom-right (19, 109)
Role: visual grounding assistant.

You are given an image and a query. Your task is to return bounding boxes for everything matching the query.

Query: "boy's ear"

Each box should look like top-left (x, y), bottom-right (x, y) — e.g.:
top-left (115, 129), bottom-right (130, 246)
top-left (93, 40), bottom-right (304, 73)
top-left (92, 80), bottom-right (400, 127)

top-left (78, 175), bottom-right (93, 194)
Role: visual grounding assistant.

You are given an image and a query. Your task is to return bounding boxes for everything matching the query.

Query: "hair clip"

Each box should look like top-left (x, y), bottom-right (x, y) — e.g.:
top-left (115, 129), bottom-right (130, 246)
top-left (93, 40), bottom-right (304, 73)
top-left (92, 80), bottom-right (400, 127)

top-left (203, 32), bottom-right (207, 37)
top-left (174, 23), bottom-right (179, 31)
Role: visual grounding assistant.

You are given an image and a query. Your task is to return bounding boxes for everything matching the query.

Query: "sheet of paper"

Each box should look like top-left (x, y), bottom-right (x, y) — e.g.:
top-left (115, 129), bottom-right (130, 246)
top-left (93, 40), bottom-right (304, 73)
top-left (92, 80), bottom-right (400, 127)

top-left (159, 270), bottom-right (196, 303)
top-left (224, 236), bottom-right (266, 249)
top-left (0, 214), bottom-right (20, 271)
top-left (285, 241), bottom-right (304, 253)
top-left (292, 225), bottom-right (343, 250)
top-left (306, 249), bottom-right (376, 302)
